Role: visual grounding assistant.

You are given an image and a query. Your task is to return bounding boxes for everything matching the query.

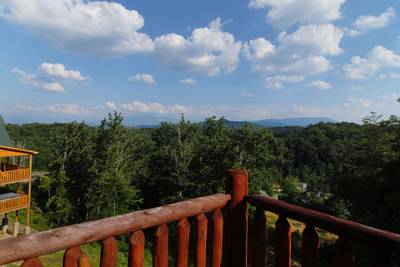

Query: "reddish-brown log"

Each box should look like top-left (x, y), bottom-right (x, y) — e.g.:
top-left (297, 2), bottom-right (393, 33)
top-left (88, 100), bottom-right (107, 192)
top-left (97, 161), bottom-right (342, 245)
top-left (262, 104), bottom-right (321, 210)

top-left (176, 218), bottom-right (190, 267)
top-left (64, 246), bottom-right (83, 267)
top-left (79, 254), bottom-right (92, 267)
top-left (196, 213), bottom-right (208, 267)
top-left (301, 225), bottom-right (319, 267)
top-left (211, 208), bottom-right (223, 267)
top-left (275, 216), bottom-right (291, 267)
top-left (224, 169), bottom-right (248, 267)
top-left (248, 194), bottom-right (400, 250)
top-left (372, 252), bottom-right (395, 267)
top-left (334, 237), bottom-right (354, 267)
top-left (129, 230), bottom-right (145, 267)
top-left (21, 258), bottom-right (44, 267)
top-left (0, 193), bottom-right (230, 265)
top-left (101, 236), bottom-right (118, 267)
top-left (154, 224), bottom-right (169, 267)
top-left (252, 208), bottom-right (267, 267)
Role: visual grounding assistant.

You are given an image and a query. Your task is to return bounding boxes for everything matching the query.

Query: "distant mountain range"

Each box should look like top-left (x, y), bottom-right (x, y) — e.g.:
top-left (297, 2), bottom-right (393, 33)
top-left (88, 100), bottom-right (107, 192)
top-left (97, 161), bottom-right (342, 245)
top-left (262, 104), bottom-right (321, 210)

top-left (135, 117), bottom-right (336, 128)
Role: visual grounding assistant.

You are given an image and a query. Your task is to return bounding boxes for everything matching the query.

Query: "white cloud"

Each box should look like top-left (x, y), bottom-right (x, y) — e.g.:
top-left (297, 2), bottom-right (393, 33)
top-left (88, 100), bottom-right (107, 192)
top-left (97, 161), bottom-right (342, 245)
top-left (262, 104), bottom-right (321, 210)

top-left (129, 74), bottom-right (156, 84)
top-left (308, 80), bottom-right (332, 90)
top-left (0, 0), bottom-right (153, 57)
top-left (12, 68), bottom-right (64, 93)
top-left (248, 0), bottom-right (345, 29)
top-left (293, 105), bottom-right (323, 116)
top-left (153, 18), bottom-right (242, 76)
top-left (265, 75), bottom-right (304, 90)
top-left (240, 90), bottom-right (254, 97)
top-left (244, 24), bottom-right (342, 78)
top-left (105, 101), bottom-right (117, 110)
top-left (18, 103), bottom-right (94, 115)
top-left (378, 72), bottom-right (400, 80)
top-left (180, 77), bottom-right (196, 85)
top-left (343, 46), bottom-right (400, 80)
top-left (39, 63), bottom-right (87, 81)
top-left (347, 7), bottom-right (396, 36)
top-left (121, 101), bottom-right (188, 114)
top-left (344, 98), bottom-right (372, 109)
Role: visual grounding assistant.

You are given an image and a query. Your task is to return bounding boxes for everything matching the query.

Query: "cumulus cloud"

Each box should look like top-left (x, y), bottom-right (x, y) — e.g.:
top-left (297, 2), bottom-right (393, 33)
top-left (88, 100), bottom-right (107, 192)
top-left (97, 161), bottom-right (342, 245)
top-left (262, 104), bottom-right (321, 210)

top-left (153, 18), bottom-right (242, 76)
top-left (105, 101), bottom-right (117, 110)
top-left (12, 68), bottom-right (64, 93)
top-left (308, 80), bottom-right (332, 90)
top-left (121, 101), bottom-right (187, 114)
top-left (40, 63), bottom-right (87, 81)
top-left (18, 103), bottom-right (94, 115)
top-left (244, 24), bottom-right (343, 77)
top-left (0, 0), bottom-right (153, 56)
top-left (344, 98), bottom-right (373, 109)
top-left (180, 77), bottom-right (196, 85)
top-left (343, 46), bottom-right (400, 79)
top-left (248, 0), bottom-right (345, 29)
top-left (129, 74), bottom-right (156, 84)
top-left (347, 7), bottom-right (396, 36)
top-left (265, 75), bottom-right (304, 89)
top-left (378, 72), bottom-right (400, 80)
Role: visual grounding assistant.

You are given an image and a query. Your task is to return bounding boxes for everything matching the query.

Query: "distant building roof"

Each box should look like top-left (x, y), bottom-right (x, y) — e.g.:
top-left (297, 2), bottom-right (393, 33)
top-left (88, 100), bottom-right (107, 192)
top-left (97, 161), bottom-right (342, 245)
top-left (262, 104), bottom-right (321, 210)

top-left (0, 115), bottom-right (12, 147)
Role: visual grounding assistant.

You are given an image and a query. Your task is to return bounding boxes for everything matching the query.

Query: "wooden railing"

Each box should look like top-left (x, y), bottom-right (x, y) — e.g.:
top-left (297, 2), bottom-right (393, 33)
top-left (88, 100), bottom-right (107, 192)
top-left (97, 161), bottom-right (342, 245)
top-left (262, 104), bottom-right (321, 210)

top-left (248, 194), bottom-right (400, 267)
top-left (0, 169), bottom-right (399, 267)
top-left (0, 194), bottom-right (29, 213)
top-left (0, 168), bottom-right (30, 184)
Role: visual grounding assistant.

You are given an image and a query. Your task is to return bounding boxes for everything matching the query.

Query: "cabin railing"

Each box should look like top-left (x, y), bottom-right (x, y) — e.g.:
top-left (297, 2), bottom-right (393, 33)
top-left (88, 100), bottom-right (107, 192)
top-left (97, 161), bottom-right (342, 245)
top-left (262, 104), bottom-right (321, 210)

top-left (0, 194), bottom-right (29, 213)
top-left (0, 168), bottom-right (30, 184)
top-left (0, 169), bottom-right (399, 267)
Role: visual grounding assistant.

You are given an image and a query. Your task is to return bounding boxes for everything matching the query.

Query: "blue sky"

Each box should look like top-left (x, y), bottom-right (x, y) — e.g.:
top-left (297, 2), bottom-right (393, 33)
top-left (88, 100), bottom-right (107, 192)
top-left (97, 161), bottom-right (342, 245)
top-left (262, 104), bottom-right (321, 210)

top-left (0, 0), bottom-right (399, 124)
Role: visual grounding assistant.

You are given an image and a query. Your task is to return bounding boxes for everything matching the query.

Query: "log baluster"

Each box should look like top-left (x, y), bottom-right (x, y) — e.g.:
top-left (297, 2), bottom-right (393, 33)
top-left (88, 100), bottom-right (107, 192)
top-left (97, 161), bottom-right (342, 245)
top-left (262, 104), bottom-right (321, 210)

top-left (129, 230), bottom-right (145, 267)
top-left (196, 213), bottom-right (208, 267)
top-left (101, 236), bottom-right (118, 267)
top-left (275, 216), bottom-right (291, 267)
top-left (21, 258), bottom-right (44, 267)
top-left (334, 237), bottom-right (354, 267)
top-left (154, 224), bottom-right (169, 267)
top-left (252, 208), bottom-right (267, 267)
top-left (176, 218), bottom-right (190, 267)
top-left (78, 254), bottom-right (92, 267)
top-left (301, 225), bottom-right (319, 267)
top-left (64, 246), bottom-right (83, 267)
top-left (211, 208), bottom-right (223, 267)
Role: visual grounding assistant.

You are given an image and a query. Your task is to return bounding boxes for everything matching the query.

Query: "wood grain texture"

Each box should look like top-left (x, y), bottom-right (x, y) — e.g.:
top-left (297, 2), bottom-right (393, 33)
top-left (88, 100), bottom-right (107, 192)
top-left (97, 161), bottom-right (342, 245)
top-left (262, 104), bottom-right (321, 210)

top-left (252, 208), bottom-right (267, 267)
top-left (101, 236), bottom-right (118, 267)
top-left (275, 216), bottom-right (291, 267)
top-left (21, 258), bottom-right (44, 267)
top-left (153, 224), bottom-right (168, 267)
top-left (64, 246), bottom-right (83, 267)
top-left (176, 218), bottom-right (190, 267)
top-left (211, 208), bottom-right (223, 267)
top-left (196, 213), bottom-right (208, 267)
top-left (301, 225), bottom-right (319, 267)
top-left (129, 230), bottom-right (145, 267)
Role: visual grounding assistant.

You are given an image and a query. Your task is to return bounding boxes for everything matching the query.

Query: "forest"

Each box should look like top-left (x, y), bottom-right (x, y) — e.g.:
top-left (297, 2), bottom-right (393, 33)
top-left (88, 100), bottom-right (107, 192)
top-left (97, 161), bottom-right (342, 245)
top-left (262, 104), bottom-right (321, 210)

top-left (5, 110), bottom-right (400, 238)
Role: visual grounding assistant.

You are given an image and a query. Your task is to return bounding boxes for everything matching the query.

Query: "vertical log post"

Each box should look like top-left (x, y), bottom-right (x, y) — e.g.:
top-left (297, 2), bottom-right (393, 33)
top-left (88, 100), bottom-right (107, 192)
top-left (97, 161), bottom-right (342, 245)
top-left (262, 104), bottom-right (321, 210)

top-left (212, 208), bottom-right (223, 267)
top-left (372, 251), bottom-right (395, 267)
top-left (64, 246), bottom-right (83, 267)
top-left (176, 218), bottom-right (190, 267)
top-left (196, 213), bottom-right (208, 267)
top-left (224, 169), bottom-right (248, 267)
top-left (334, 237), bottom-right (354, 267)
top-left (154, 224), bottom-right (169, 267)
top-left (21, 258), bottom-right (44, 267)
top-left (79, 254), bottom-right (92, 267)
top-left (275, 216), bottom-right (291, 267)
top-left (253, 208), bottom-right (267, 267)
top-left (129, 230), bottom-right (145, 267)
top-left (101, 236), bottom-right (118, 267)
top-left (301, 225), bottom-right (319, 267)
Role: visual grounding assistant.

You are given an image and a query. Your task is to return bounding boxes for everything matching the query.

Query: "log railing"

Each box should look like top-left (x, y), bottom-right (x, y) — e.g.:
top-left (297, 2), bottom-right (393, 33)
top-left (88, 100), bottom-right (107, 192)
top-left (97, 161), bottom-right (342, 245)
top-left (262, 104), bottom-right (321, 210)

top-left (0, 168), bottom-right (30, 184)
top-left (0, 194), bottom-right (29, 213)
top-left (0, 192), bottom-right (231, 266)
top-left (248, 193), bottom-right (400, 267)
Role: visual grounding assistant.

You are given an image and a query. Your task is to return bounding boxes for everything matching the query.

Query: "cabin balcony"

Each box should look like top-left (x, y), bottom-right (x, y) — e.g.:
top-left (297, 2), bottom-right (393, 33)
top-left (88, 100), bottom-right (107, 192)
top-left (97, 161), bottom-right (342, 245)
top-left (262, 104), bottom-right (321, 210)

top-left (0, 170), bottom-right (398, 267)
top-left (0, 165), bottom-right (30, 185)
top-left (0, 193), bottom-right (29, 213)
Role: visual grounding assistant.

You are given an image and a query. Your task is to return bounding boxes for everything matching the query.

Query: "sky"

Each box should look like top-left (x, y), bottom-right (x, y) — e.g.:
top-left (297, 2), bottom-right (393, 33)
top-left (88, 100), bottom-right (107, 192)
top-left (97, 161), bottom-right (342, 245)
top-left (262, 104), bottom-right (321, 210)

top-left (0, 0), bottom-right (400, 125)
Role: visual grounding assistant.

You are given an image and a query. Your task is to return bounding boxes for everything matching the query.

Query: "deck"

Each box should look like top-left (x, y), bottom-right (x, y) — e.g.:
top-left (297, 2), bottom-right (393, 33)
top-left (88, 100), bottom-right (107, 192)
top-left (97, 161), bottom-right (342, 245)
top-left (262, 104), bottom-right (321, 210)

top-left (0, 168), bottom-right (30, 184)
top-left (0, 194), bottom-right (29, 213)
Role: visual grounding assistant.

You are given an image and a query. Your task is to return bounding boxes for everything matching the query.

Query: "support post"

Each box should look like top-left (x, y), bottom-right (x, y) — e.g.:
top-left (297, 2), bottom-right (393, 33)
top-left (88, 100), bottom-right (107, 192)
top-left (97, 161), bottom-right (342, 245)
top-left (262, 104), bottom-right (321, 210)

top-left (224, 169), bottom-right (248, 267)
top-left (27, 155), bottom-right (32, 228)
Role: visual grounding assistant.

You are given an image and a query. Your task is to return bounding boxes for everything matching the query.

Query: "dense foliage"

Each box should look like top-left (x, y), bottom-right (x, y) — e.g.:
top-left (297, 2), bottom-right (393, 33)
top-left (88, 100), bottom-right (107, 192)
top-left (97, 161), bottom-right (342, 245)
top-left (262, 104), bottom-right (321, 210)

top-left (6, 111), bottom-right (400, 237)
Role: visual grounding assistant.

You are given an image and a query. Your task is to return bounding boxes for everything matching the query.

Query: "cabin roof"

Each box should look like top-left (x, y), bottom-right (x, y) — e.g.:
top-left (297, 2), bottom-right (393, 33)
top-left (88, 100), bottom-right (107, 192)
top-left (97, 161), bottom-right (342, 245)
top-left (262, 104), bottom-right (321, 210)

top-left (0, 116), bottom-right (38, 157)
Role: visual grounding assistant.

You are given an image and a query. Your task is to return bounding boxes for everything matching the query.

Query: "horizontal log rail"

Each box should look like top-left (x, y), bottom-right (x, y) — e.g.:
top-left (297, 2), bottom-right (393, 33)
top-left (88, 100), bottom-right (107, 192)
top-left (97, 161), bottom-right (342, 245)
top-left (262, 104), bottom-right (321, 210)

top-left (0, 194), bottom-right (29, 213)
top-left (0, 168), bottom-right (30, 184)
top-left (248, 193), bottom-right (400, 267)
top-left (0, 193), bottom-right (231, 265)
